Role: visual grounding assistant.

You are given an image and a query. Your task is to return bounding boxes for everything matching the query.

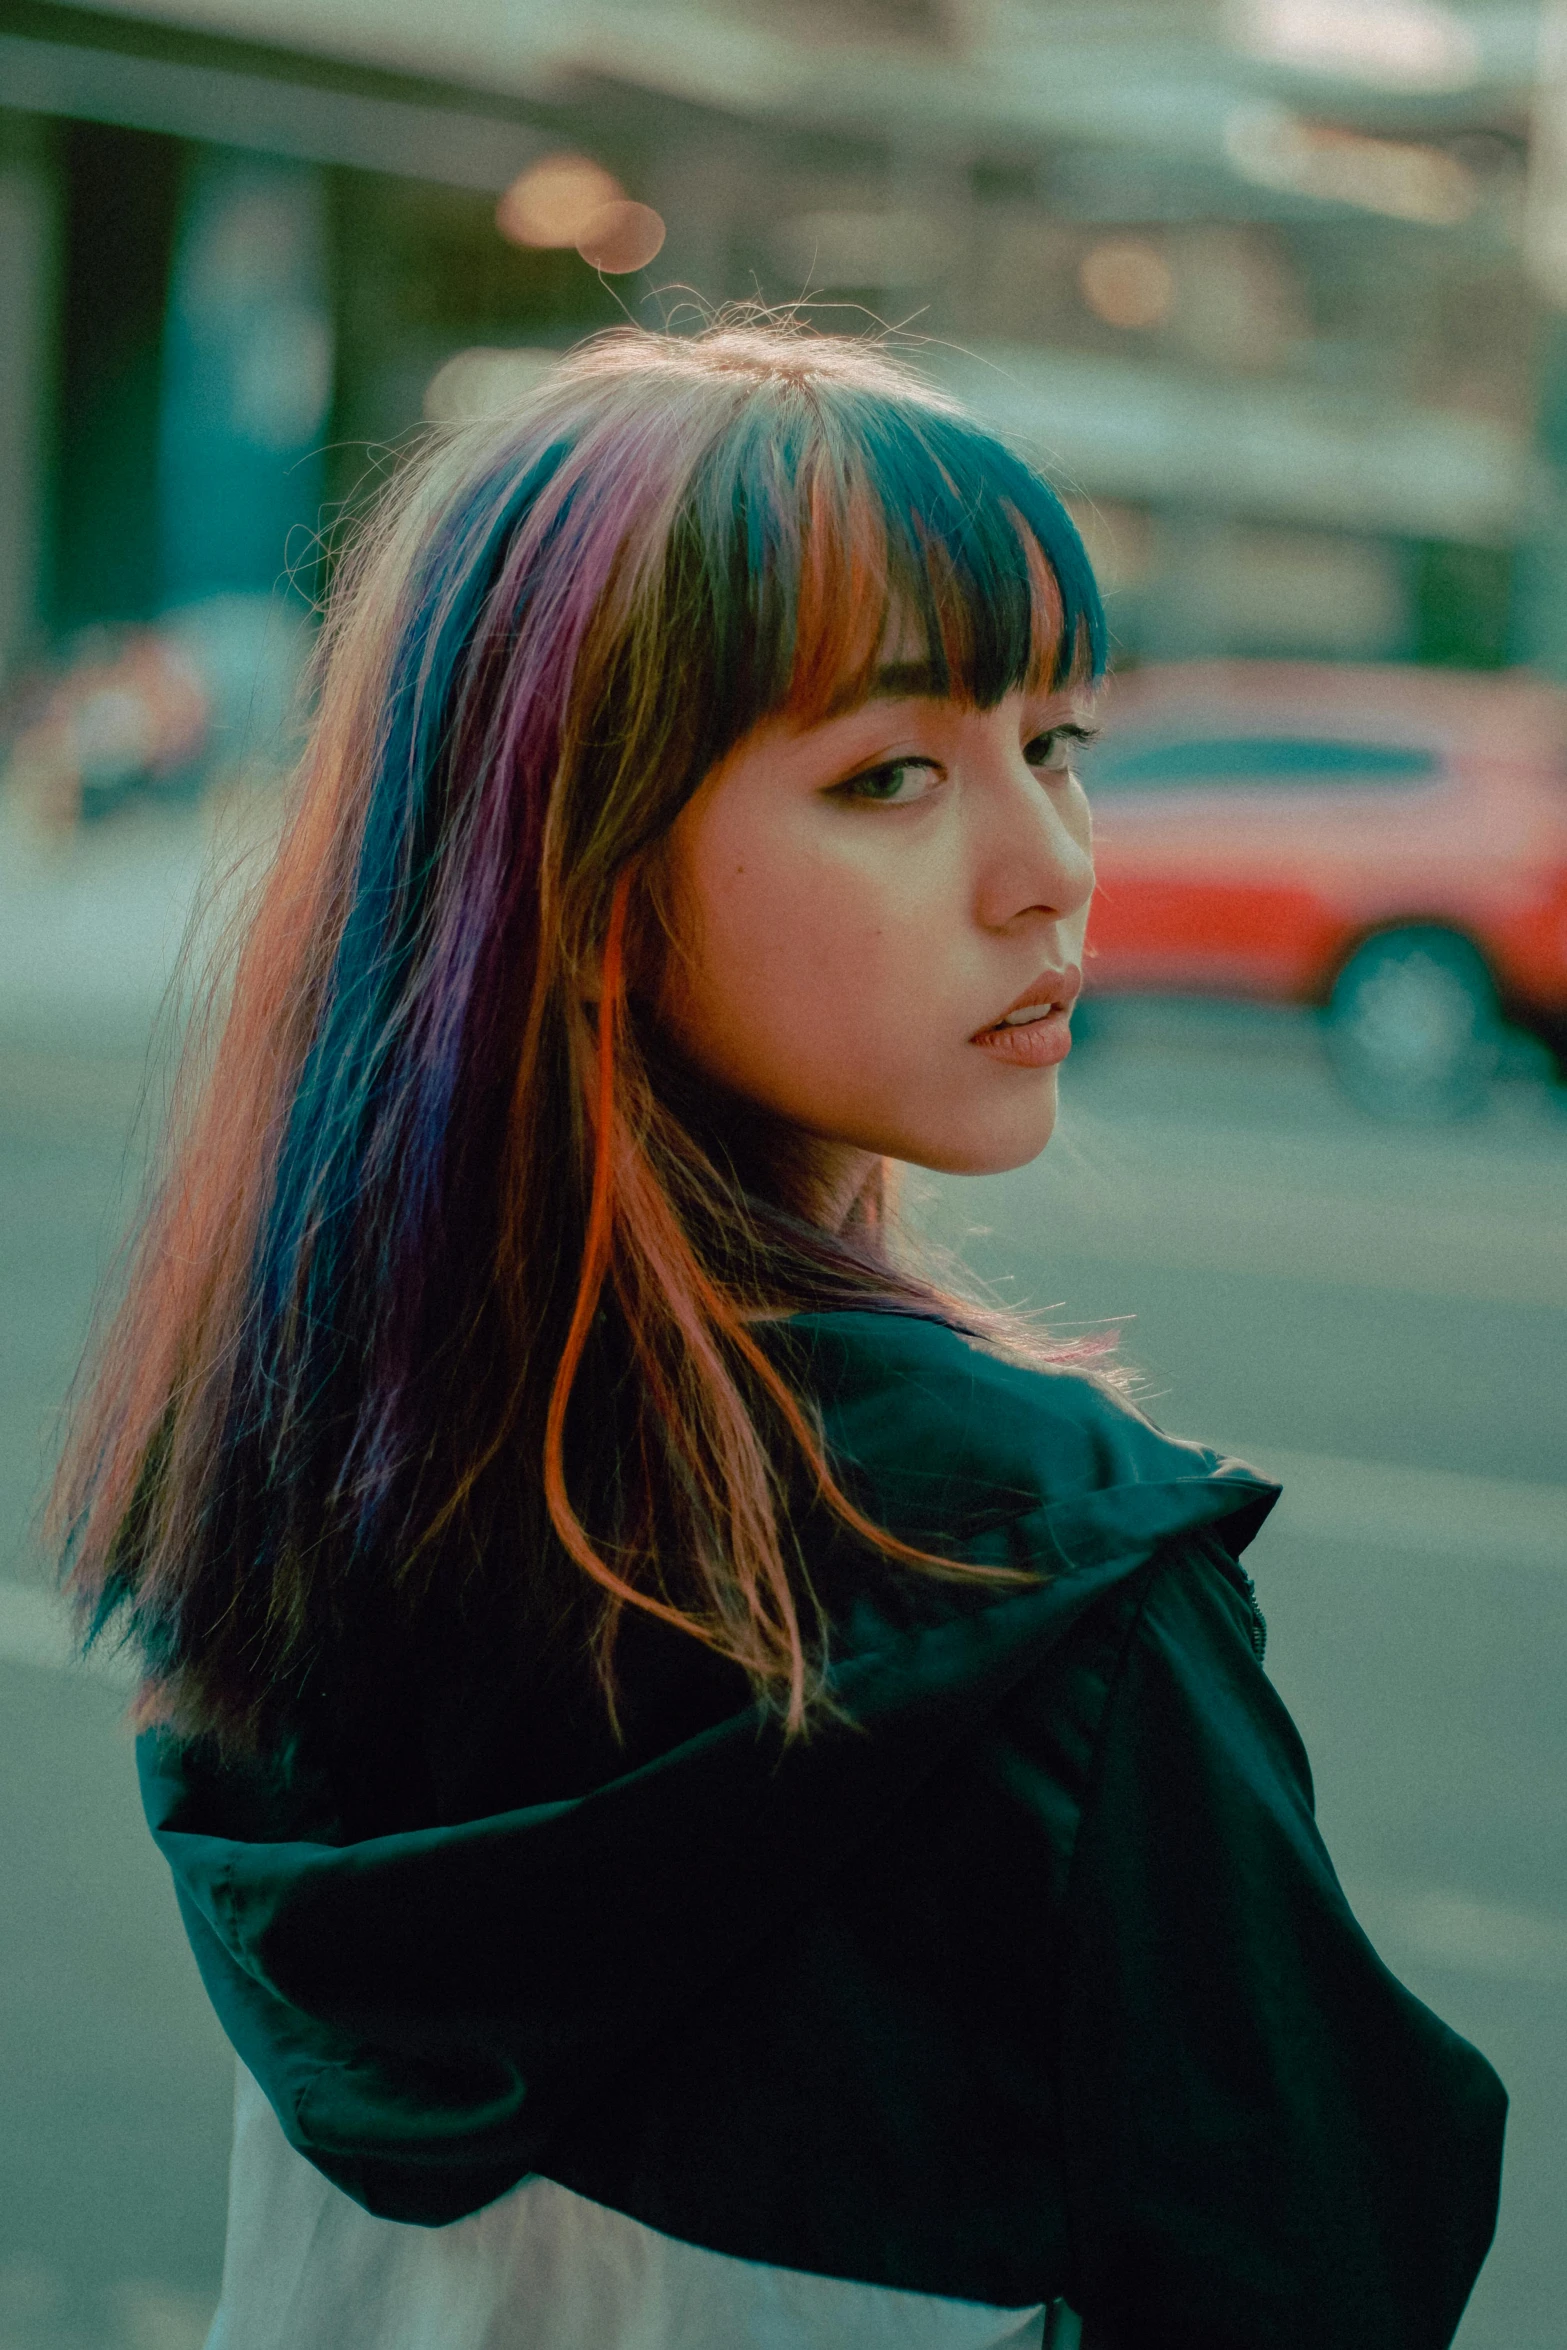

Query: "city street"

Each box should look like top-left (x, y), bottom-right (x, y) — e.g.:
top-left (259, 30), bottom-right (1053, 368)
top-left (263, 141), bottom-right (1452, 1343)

top-left (6, 5), bottom-right (1567, 2346)
top-left (1, 886), bottom-right (1564, 2347)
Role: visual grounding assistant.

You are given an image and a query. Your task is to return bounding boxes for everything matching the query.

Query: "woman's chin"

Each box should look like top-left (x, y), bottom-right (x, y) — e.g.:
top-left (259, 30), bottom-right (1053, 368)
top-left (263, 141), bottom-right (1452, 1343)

top-left (895, 1074), bottom-right (1061, 1179)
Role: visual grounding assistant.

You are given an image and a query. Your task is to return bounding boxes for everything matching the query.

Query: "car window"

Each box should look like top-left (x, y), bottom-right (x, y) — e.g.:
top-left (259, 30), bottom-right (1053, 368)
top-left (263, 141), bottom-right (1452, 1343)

top-left (1083, 735), bottom-right (1441, 790)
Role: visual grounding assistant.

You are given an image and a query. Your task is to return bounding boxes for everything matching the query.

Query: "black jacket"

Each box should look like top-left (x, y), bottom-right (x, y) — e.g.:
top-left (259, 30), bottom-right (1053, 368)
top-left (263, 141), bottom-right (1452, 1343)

top-left (141, 1310), bottom-right (1505, 2349)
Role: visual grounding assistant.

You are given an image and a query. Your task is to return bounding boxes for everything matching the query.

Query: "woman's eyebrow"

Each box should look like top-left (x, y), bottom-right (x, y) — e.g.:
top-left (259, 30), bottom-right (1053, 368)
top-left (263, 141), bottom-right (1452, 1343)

top-left (822, 660), bottom-right (945, 719)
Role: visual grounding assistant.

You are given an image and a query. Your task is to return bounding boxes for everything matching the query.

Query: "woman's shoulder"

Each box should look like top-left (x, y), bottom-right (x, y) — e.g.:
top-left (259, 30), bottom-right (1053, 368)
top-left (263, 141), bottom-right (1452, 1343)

top-left (779, 1306), bottom-right (1278, 1597)
top-left (783, 1306), bottom-right (1276, 1562)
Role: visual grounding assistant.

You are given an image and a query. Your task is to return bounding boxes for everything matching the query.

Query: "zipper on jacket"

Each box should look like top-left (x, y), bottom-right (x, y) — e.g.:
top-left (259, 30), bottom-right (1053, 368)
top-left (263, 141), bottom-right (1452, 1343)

top-left (1201, 1533), bottom-right (1268, 1662)
top-left (1233, 1561), bottom-right (1268, 1661)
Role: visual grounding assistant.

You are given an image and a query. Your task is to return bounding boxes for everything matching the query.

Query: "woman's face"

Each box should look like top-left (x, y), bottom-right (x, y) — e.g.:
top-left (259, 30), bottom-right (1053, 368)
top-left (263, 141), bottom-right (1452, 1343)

top-left (657, 664), bottom-right (1097, 1199)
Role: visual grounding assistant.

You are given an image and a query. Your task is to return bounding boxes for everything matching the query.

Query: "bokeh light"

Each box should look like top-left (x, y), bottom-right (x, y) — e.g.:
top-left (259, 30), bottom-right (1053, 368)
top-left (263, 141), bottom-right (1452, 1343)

top-left (1226, 105), bottom-right (1479, 225)
top-left (1229, 0), bottom-right (1481, 90)
top-left (422, 348), bottom-right (561, 423)
top-left (1078, 239), bottom-right (1177, 330)
top-left (575, 199), bottom-right (666, 274)
top-left (495, 155), bottom-right (623, 249)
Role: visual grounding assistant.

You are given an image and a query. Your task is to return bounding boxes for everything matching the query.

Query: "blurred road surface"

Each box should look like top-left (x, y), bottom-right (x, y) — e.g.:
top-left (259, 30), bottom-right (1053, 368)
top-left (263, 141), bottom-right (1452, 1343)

top-left (1, 817), bottom-right (1563, 2349)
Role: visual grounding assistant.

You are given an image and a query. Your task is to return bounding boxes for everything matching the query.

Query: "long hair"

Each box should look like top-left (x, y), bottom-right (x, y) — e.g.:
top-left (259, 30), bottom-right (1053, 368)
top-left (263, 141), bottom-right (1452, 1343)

top-left (54, 321), bottom-right (1107, 1749)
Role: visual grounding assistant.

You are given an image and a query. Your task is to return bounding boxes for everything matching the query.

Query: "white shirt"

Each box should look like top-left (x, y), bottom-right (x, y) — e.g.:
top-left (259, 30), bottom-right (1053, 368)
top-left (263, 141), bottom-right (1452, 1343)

top-left (207, 2062), bottom-right (1075, 2350)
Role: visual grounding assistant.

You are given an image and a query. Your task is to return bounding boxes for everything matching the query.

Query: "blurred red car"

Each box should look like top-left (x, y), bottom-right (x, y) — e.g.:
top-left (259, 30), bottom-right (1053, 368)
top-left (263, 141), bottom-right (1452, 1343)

top-left (1080, 662), bottom-right (1567, 1116)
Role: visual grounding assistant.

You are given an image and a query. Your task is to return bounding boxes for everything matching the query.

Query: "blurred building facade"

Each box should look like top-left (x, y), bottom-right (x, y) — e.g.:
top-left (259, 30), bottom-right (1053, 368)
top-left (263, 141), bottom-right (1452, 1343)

top-left (0, 0), bottom-right (1558, 690)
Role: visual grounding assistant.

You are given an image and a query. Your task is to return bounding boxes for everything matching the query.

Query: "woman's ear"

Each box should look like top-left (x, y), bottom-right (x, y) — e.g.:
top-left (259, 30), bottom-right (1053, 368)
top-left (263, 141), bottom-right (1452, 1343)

top-left (576, 856), bottom-right (685, 1020)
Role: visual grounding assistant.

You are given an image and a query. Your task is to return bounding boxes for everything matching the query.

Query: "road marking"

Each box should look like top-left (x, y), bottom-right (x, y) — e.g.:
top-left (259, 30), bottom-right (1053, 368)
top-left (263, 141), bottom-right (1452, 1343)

top-left (1345, 1880), bottom-right (1567, 1989)
top-left (1243, 1447), bottom-right (1567, 1569)
top-left (0, 1580), bottom-right (132, 1683)
top-left (1018, 1179), bottom-right (1567, 1309)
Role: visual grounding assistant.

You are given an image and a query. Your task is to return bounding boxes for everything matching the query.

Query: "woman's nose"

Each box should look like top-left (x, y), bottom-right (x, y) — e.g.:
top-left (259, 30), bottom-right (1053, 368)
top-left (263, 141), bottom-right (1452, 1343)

top-left (975, 763), bottom-right (1095, 931)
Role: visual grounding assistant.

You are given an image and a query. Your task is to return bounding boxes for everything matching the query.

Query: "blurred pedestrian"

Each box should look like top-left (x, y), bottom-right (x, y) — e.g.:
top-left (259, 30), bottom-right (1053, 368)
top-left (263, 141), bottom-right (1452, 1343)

top-left (55, 321), bottom-right (1504, 2350)
top-left (2, 624), bottom-right (208, 830)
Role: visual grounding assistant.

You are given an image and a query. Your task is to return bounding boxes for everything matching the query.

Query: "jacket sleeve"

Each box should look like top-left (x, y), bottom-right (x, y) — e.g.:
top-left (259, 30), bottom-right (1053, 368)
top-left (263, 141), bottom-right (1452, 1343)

top-left (1056, 1539), bottom-right (1506, 2350)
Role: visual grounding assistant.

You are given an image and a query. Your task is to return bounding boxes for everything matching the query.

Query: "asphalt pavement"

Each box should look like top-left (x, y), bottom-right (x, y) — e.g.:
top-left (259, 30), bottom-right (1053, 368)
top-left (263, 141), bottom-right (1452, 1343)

top-left (1, 813), bottom-right (1563, 2350)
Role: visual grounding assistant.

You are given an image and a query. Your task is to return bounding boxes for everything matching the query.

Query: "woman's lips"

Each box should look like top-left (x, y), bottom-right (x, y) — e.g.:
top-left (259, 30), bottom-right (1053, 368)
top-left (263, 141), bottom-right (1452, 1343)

top-left (971, 966), bottom-right (1080, 1067)
top-left (971, 1003), bottom-right (1073, 1067)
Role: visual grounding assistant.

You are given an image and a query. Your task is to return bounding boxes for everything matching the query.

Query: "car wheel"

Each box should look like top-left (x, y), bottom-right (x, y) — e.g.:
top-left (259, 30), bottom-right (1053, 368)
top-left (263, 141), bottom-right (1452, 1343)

top-left (1323, 928), bottom-right (1503, 1120)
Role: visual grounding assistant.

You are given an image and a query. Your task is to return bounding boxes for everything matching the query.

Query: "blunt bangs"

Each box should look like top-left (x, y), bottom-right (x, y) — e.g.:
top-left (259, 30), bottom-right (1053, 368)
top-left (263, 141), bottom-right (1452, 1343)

top-left (666, 373), bottom-right (1106, 772)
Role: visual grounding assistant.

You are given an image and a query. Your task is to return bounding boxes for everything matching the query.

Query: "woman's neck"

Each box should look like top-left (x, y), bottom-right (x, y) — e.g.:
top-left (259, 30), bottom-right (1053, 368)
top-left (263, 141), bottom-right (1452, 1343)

top-left (798, 1139), bottom-right (882, 1234)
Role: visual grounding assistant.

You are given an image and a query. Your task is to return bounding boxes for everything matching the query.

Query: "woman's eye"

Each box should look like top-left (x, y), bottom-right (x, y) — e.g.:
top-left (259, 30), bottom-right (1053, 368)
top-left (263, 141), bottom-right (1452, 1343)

top-left (835, 757), bottom-right (943, 806)
top-left (1026, 724), bottom-right (1098, 774)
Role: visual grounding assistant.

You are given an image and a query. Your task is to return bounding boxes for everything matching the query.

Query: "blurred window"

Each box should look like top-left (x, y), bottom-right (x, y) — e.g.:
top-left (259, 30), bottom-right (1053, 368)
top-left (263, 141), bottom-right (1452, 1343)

top-left (1085, 735), bottom-right (1440, 790)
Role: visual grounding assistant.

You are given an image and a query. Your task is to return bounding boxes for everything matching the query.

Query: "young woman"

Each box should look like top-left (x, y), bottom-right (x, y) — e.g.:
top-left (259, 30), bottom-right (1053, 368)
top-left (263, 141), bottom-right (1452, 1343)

top-left (58, 323), bottom-right (1504, 2350)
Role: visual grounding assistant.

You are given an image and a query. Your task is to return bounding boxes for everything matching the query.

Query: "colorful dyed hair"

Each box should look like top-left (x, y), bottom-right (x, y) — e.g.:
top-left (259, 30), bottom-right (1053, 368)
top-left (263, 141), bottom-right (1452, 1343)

top-left (54, 320), bottom-right (1107, 1747)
